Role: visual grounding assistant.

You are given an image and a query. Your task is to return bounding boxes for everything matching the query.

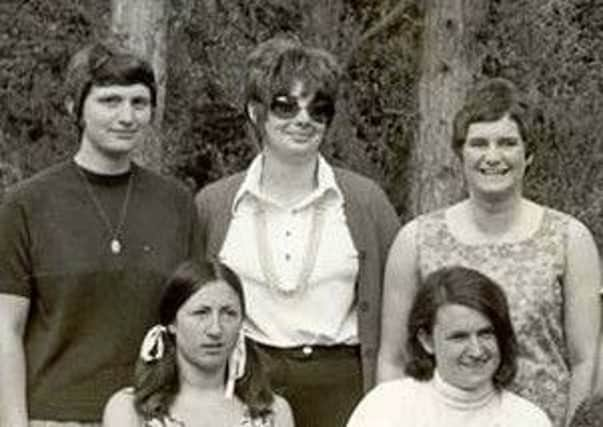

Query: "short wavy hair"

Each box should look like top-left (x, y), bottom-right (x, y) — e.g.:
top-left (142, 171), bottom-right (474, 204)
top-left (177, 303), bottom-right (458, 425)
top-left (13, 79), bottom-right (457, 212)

top-left (452, 78), bottom-right (534, 157)
top-left (134, 260), bottom-right (274, 422)
top-left (64, 36), bottom-right (157, 122)
top-left (405, 266), bottom-right (518, 389)
top-left (243, 35), bottom-right (341, 127)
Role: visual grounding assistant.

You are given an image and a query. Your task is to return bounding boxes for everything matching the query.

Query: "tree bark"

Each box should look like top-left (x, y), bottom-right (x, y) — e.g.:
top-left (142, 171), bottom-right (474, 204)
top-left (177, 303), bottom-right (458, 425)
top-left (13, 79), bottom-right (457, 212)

top-left (409, 0), bottom-right (488, 215)
top-left (111, 0), bottom-right (168, 171)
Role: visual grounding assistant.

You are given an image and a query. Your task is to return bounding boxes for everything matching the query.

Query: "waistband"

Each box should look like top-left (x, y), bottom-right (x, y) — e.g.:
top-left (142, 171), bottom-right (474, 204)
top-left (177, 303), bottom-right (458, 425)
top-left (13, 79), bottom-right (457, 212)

top-left (253, 341), bottom-right (360, 360)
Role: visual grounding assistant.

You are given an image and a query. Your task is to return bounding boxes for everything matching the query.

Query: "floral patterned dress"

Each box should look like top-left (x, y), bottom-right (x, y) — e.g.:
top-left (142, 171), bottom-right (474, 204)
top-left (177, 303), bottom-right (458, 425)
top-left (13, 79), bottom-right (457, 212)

top-left (416, 207), bottom-right (570, 427)
top-left (143, 409), bottom-right (274, 427)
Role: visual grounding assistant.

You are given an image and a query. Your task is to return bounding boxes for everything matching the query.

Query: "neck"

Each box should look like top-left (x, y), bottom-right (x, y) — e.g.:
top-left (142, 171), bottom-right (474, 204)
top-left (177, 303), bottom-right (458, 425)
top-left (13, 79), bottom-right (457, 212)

top-left (177, 354), bottom-right (226, 392)
top-left (260, 150), bottom-right (318, 204)
top-left (74, 143), bottom-right (131, 175)
top-left (433, 370), bottom-right (495, 406)
top-left (467, 192), bottom-right (524, 236)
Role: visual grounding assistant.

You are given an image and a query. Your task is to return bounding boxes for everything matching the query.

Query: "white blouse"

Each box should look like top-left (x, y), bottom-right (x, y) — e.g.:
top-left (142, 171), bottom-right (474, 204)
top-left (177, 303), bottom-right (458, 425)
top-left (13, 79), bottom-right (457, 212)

top-left (220, 155), bottom-right (359, 347)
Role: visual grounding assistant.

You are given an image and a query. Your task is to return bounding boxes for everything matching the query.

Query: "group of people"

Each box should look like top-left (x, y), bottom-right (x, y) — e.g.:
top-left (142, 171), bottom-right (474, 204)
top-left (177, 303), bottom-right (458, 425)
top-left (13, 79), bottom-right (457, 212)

top-left (0, 33), bottom-right (600, 427)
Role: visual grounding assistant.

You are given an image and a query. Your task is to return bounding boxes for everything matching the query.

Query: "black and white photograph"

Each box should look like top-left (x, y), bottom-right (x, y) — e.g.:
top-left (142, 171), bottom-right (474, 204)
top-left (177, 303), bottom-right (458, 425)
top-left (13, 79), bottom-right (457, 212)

top-left (0, 1), bottom-right (602, 426)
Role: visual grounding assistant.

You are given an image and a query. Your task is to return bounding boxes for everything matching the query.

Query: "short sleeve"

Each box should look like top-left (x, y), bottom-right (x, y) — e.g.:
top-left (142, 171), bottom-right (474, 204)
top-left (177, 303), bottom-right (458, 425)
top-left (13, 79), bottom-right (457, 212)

top-left (0, 192), bottom-right (32, 297)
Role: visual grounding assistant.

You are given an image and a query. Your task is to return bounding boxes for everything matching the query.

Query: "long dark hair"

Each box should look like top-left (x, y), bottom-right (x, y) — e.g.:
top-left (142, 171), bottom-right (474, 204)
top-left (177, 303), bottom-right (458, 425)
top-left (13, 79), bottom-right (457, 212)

top-left (133, 260), bottom-right (274, 421)
top-left (405, 266), bottom-right (518, 389)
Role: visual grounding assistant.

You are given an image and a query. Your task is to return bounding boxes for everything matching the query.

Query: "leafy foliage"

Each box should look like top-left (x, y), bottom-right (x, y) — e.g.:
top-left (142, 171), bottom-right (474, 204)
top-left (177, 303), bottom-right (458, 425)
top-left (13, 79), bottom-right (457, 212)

top-left (473, 0), bottom-right (603, 246)
top-left (1, 0), bottom-right (601, 247)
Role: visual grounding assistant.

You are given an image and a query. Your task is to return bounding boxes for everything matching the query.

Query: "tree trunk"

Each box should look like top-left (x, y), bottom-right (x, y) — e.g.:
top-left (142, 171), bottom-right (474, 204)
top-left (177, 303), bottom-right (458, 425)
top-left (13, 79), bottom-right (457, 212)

top-left (111, 0), bottom-right (168, 171)
top-left (409, 0), bottom-right (488, 215)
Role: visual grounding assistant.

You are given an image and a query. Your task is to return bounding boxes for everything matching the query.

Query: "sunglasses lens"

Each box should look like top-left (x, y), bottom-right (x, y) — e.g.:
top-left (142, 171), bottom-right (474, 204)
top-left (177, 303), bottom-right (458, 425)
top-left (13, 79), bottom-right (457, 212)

top-left (269, 95), bottom-right (334, 124)
top-left (270, 98), bottom-right (299, 119)
top-left (308, 100), bottom-right (334, 124)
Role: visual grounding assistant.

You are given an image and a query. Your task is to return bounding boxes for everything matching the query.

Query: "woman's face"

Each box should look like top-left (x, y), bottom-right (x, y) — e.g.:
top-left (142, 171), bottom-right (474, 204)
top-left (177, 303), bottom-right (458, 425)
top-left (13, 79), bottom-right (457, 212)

top-left (169, 280), bottom-right (243, 373)
top-left (419, 303), bottom-right (500, 393)
top-left (461, 115), bottom-right (532, 200)
top-left (260, 80), bottom-right (329, 163)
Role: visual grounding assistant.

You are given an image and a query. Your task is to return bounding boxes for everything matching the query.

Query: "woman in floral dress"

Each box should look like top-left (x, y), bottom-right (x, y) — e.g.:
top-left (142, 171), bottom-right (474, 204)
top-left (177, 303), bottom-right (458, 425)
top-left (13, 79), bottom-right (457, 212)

top-left (377, 78), bottom-right (601, 427)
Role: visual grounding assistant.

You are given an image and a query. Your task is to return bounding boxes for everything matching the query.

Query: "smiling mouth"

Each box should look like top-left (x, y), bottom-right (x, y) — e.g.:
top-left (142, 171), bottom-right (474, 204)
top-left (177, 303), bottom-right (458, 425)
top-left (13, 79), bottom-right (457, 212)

top-left (460, 358), bottom-right (492, 369)
top-left (479, 169), bottom-right (509, 175)
top-left (287, 132), bottom-right (315, 140)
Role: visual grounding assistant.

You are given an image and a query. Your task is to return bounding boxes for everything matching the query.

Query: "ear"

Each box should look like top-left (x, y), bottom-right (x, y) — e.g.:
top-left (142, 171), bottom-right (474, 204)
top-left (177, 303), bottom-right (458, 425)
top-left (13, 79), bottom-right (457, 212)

top-left (525, 153), bottom-right (534, 167)
top-left (417, 329), bottom-right (434, 355)
top-left (246, 101), bottom-right (261, 125)
top-left (167, 323), bottom-right (176, 335)
top-left (65, 97), bottom-right (75, 116)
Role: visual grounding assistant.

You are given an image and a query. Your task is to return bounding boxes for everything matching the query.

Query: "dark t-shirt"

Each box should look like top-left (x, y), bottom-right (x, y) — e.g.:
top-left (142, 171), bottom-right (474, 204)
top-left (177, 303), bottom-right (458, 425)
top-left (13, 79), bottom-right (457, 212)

top-left (0, 160), bottom-right (201, 421)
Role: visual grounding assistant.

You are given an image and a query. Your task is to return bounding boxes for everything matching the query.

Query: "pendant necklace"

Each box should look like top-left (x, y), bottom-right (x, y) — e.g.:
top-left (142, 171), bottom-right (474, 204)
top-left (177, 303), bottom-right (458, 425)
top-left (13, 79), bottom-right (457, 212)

top-left (254, 199), bottom-right (327, 297)
top-left (75, 164), bottom-right (135, 255)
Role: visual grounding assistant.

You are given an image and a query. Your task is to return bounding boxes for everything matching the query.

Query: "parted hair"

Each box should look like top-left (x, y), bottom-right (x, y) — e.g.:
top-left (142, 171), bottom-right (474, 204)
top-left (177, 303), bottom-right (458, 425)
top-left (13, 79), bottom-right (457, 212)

top-left (64, 36), bottom-right (157, 122)
top-left (243, 35), bottom-right (341, 126)
top-left (133, 260), bottom-right (274, 422)
top-left (452, 77), bottom-right (534, 157)
top-left (405, 266), bottom-right (518, 389)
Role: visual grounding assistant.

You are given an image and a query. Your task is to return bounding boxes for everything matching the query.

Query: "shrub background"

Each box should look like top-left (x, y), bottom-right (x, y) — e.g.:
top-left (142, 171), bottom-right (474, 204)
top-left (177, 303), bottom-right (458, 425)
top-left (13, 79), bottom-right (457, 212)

top-left (1, 0), bottom-right (602, 249)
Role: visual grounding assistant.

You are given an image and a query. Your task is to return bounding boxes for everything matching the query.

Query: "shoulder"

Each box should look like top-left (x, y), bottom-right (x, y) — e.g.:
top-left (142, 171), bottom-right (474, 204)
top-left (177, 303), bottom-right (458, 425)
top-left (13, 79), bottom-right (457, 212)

top-left (364, 378), bottom-right (421, 406)
top-left (348, 379), bottom-right (423, 427)
top-left (103, 387), bottom-right (142, 426)
top-left (333, 167), bottom-right (386, 198)
top-left (332, 167), bottom-right (399, 228)
top-left (135, 166), bottom-right (192, 196)
top-left (4, 161), bottom-right (72, 202)
top-left (270, 394), bottom-right (294, 426)
top-left (195, 173), bottom-right (245, 204)
top-left (500, 390), bottom-right (552, 427)
top-left (537, 204), bottom-right (598, 254)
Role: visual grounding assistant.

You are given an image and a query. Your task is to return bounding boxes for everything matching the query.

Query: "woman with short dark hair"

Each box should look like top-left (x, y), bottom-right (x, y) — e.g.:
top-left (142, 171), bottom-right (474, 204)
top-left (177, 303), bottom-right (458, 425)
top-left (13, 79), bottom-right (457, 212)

top-left (348, 266), bottom-right (551, 427)
top-left (378, 78), bottom-right (601, 427)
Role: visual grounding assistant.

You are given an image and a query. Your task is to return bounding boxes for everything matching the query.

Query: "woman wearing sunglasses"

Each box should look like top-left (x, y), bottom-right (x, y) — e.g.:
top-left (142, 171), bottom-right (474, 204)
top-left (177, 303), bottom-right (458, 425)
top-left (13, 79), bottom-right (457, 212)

top-left (195, 36), bottom-right (400, 427)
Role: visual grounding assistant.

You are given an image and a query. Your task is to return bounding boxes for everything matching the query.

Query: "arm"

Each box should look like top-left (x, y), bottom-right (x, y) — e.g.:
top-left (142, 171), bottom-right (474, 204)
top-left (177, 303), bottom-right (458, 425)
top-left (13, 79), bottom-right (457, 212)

top-left (563, 219), bottom-right (601, 426)
top-left (103, 388), bottom-right (141, 427)
top-left (0, 294), bottom-right (30, 427)
top-left (272, 394), bottom-right (295, 427)
top-left (376, 220), bottom-right (420, 383)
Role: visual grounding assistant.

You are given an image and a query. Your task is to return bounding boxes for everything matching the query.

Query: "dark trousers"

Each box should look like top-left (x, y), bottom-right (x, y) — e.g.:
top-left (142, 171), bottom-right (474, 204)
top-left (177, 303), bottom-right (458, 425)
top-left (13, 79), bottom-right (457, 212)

top-left (254, 341), bottom-right (363, 427)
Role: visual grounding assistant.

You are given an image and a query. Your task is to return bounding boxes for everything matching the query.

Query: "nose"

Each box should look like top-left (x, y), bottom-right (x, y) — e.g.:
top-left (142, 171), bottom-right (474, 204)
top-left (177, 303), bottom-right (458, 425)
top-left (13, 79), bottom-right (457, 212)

top-left (117, 103), bottom-right (135, 126)
top-left (466, 335), bottom-right (487, 358)
top-left (483, 144), bottom-right (502, 164)
top-left (206, 314), bottom-right (223, 338)
top-left (293, 105), bottom-right (313, 126)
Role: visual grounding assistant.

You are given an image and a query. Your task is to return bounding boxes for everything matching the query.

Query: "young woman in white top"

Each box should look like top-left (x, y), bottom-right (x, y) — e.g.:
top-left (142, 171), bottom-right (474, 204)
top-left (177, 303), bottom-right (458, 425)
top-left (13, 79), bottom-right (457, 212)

top-left (348, 266), bottom-right (551, 427)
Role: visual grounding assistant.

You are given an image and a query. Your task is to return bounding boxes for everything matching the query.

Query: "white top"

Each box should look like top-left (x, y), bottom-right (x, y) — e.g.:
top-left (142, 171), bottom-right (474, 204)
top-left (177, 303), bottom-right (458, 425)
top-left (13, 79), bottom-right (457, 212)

top-left (346, 373), bottom-right (552, 427)
top-left (220, 155), bottom-right (359, 347)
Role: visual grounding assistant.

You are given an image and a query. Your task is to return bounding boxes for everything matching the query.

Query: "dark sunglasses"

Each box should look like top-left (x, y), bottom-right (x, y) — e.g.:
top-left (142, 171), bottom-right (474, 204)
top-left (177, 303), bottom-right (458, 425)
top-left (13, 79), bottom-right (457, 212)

top-left (269, 94), bottom-right (335, 124)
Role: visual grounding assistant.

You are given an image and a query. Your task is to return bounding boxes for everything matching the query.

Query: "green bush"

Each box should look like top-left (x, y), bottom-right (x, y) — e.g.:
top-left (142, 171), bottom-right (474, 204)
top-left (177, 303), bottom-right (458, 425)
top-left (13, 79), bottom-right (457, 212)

top-left (1, 0), bottom-right (601, 248)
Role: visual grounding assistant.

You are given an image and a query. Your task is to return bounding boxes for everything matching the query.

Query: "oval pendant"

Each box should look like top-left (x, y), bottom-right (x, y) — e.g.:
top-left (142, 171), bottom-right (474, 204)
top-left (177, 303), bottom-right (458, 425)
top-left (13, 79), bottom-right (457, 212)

top-left (110, 239), bottom-right (122, 254)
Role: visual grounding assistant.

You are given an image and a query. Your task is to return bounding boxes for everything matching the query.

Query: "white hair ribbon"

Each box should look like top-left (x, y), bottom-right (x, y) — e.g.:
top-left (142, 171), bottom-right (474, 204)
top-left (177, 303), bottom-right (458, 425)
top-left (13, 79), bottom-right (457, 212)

top-left (139, 324), bottom-right (167, 362)
top-left (225, 331), bottom-right (247, 399)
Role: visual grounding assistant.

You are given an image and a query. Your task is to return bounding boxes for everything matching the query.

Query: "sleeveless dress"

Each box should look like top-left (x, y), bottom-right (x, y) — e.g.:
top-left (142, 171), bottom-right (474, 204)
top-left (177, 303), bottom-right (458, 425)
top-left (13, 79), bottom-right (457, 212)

top-left (416, 207), bottom-right (570, 427)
